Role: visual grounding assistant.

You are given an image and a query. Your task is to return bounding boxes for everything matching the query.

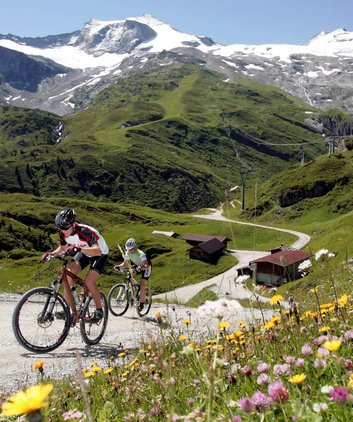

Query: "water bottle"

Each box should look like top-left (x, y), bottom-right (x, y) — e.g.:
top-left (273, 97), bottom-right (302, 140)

top-left (71, 286), bottom-right (80, 307)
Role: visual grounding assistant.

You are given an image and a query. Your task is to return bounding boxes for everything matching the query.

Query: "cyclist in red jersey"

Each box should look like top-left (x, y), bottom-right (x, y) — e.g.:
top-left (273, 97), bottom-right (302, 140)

top-left (41, 208), bottom-right (109, 322)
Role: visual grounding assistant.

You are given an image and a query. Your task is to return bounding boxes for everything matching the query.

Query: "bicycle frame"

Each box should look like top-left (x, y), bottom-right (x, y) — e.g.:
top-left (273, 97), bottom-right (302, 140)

top-left (52, 256), bottom-right (88, 317)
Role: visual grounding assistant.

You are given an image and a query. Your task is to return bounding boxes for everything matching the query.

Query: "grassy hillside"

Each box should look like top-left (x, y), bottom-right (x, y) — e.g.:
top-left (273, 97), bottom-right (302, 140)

top-left (0, 64), bottom-right (328, 212)
top-left (222, 148), bottom-right (353, 307)
top-left (0, 193), bottom-right (296, 295)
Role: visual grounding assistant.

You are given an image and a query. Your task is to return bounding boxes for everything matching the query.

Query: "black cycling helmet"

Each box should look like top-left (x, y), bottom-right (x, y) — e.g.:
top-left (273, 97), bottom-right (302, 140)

top-left (55, 208), bottom-right (76, 230)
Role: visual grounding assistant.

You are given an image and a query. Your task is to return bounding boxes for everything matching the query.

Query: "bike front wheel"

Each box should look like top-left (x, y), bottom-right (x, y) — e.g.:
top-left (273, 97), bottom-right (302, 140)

top-left (12, 287), bottom-right (71, 353)
top-left (108, 283), bottom-right (129, 316)
top-left (80, 291), bottom-right (108, 345)
top-left (136, 287), bottom-right (152, 317)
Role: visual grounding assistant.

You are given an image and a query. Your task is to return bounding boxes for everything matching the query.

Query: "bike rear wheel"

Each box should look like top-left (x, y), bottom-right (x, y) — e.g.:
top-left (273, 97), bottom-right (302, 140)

top-left (12, 287), bottom-right (71, 353)
top-left (136, 287), bottom-right (152, 317)
top-left (108, 283), bottom-right (129, 316)
top-left (80, 292), bottom-right (108, 345)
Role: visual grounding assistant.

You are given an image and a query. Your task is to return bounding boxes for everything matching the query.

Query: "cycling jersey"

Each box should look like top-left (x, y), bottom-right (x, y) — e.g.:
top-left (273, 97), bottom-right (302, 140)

top-left (125, 248), bottom-right (148, 267)
top-left (125, 248), bottom-right (152, 278)
top-left (59, 223), bottom-right (109, 257)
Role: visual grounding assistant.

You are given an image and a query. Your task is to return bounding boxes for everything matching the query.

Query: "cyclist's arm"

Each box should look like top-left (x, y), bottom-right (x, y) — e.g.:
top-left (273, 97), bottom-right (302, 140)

top-left (80, 243), bottom-right (103, 256)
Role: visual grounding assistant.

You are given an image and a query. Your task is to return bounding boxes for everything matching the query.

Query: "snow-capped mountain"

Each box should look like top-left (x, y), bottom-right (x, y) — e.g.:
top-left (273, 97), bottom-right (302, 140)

top-left (1, 15), bottom-right (353, 115)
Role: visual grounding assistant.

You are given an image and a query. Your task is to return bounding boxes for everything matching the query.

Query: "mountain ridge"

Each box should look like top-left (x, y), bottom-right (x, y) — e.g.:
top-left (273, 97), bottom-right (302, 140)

top-left (1, 16), bottom-right (353, 115)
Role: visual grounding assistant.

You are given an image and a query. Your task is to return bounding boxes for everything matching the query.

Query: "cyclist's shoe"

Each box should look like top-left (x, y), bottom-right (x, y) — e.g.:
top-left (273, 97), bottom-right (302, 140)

top-left (138, 302), bottom-right (145, 311)
top-left (55, 310), bottom-right (66, 320)
top-left (86, 309), bottom-right (104, 323)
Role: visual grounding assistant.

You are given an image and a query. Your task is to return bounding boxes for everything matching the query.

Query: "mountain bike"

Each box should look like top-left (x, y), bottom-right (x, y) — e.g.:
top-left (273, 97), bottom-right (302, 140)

top-left (12, 255), bottom-right (109, 353)
top-left (108, 268), bottom-right (152, 317)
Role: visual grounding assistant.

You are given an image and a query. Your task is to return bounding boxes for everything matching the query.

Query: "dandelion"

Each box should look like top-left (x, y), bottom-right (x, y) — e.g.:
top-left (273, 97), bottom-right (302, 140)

top-left (103, 368), bottom-right (113, 375)
top-left (33, 360), bottom-right (45, 372)
top-left (319, 326), bottom-right (331, 333)
top-left (178, 335), bottom-right (187, 341)
top-left (182, 319), bottom-right (191, 326)
top-left (219, 321), bottom-right (230, 330)
top-left (269, 294), bottom-right (283, 305)
top-left (1, 383), bottom-right (53, 417)
top-left (323, 340), bottom-right (342, 352)
top-left (288, 373), bottom-right (306, 384)
top-left (268, 381), bottom-right (289, 403)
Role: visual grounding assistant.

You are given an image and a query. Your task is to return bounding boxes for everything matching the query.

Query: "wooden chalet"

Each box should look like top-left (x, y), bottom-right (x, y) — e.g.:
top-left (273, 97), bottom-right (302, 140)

top-left (249, 249), bottom-right (311, 286)
top-left (182, 233), bottom-right (230, 264)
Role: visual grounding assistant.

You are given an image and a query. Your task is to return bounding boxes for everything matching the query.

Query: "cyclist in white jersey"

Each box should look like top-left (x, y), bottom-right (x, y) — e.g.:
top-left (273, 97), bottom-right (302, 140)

top-left (41, 208), bottom-right (109, 323)
top-left (114, 238), bottom-right (152, 311)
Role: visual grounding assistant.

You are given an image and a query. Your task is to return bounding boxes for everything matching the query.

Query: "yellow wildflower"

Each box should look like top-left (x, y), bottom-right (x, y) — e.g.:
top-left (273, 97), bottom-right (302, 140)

top-left (104, 368), bottom-right (113, 375)
top-left (264, 320), bottom-right (275, 330)
top-left (2, 383), bottom-right (53, 417)
top-left (33, 360), bottom-right (45, 371)
top-left (323, 340), bottom-right (342, 352)
top-left (288, 373), bottom-right (306, 384)
top-left (219, 321), bottom-right (230, 330)
top-left (182, 319), bottom-right (191, 326)
top-left (91, 366), bottom-right (102, 372)
top-left (179, 335), bottom-right (187, 341)
top-left (118, 352), bottom-right (127, 358)
top-left (319, 326), bottom-right (331, 333)
top-left (338, 294), bottom-right (349, 307)
top-left (269, 294), bottom-right (283, 305)
top-left (84, 371), bottom-right (95, 378)
top-left (310, 288), bottom-right (318, 294)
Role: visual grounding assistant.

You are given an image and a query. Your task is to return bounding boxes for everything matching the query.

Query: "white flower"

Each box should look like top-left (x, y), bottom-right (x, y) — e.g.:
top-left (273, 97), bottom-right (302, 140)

top-left (235, 275), bottom-right (250, 284)
top-left (197, 299), bottom-right (241, 319)
top-left (321, 385), bottom-right (333, 394)
top-left (298, 259), bottom-right (312, 276)
top-left (313, 402), bottom-right (328, 413)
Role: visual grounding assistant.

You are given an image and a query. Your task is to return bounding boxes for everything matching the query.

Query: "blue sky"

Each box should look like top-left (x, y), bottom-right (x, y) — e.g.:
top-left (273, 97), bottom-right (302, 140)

top-left (1, 0), bottom-right (352, 45)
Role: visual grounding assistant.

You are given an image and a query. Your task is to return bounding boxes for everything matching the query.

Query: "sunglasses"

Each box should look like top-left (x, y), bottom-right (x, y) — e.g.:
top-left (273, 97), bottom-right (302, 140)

top-left (60, 225), bottom-right (73, 231)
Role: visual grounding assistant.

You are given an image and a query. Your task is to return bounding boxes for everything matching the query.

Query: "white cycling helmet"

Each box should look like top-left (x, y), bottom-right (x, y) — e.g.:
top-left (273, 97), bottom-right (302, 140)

top-left (125, 238), bottom-right (137, 251)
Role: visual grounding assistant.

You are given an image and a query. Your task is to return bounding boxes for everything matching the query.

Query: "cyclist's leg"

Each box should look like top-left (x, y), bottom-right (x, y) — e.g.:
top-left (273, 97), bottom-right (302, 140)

top-left (139, 266), bottom-right (151, 305)
top-left (84, 270), bottom-right (102, 309)
top-left (64, 260), bottom-right (81, 315)
top-left (139, 278), bottom-right (147, 304)
top-left (84, 255), bottom-right (108, 312)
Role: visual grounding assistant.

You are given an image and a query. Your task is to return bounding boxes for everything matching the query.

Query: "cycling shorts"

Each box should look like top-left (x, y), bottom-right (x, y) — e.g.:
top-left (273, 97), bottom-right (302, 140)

top-left (74, 253), bottom-right (108, 274)
top-left (141, 266), bottom-right (152, 280)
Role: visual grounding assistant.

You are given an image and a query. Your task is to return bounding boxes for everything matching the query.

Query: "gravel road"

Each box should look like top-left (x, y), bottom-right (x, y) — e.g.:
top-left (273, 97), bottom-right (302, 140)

top-left (0, 209), bottom-right (310, 394)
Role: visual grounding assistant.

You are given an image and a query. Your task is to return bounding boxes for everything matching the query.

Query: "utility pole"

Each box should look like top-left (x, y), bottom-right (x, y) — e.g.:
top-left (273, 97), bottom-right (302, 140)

top-left (239, 167), bottom-right (252, 210)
